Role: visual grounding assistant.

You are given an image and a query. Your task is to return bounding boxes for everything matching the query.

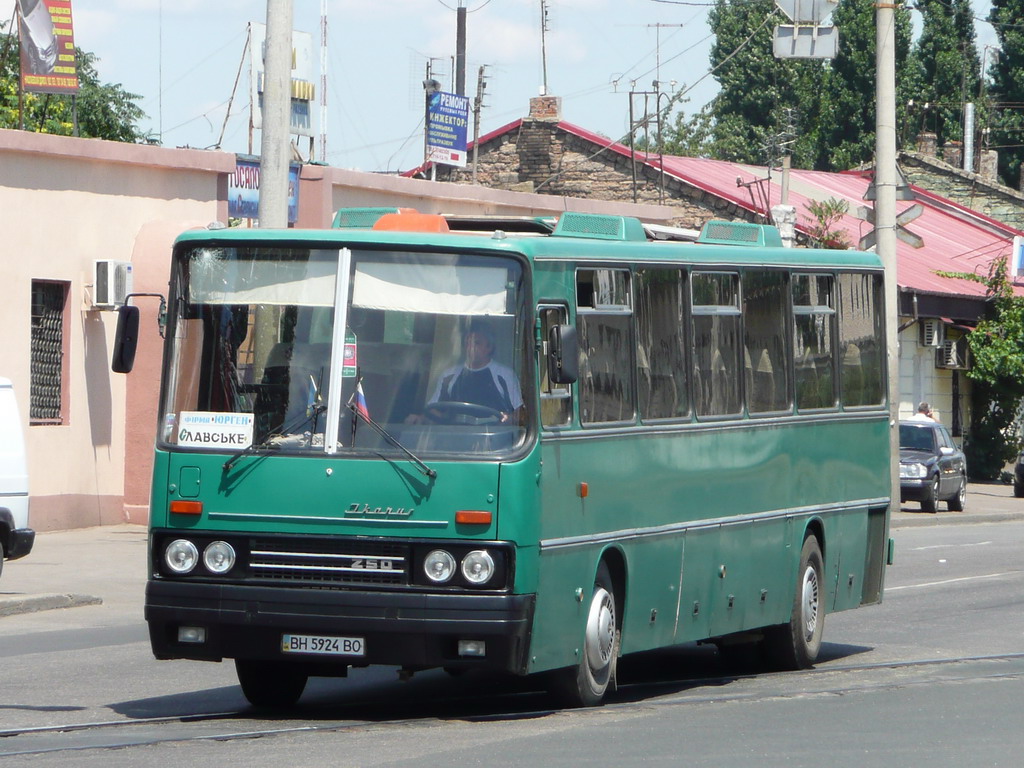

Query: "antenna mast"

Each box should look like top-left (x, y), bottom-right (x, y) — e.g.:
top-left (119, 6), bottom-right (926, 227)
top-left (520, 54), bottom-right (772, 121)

top-left (320, 0), bottom-right (328, 162)
top-left (539, 0), bottom-right (549, 95)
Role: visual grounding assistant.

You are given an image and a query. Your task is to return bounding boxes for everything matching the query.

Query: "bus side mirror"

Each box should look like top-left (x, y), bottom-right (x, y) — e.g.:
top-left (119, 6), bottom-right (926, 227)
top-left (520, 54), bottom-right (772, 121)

top-left (548, 324), bottom-right (579, 385)
top-left (111, 304), bottom-right (140, 374)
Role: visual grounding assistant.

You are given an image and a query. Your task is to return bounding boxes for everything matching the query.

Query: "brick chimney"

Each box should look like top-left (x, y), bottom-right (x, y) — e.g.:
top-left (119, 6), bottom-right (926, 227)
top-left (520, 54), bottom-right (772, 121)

top-left (916, 132), bottom-right (938, 158)
top-left (529, 95), bottom-right (562, 122)
top-left (979, 150), bottom-right (998, 182)
top-left (944, 141), bottom-right (963, 169)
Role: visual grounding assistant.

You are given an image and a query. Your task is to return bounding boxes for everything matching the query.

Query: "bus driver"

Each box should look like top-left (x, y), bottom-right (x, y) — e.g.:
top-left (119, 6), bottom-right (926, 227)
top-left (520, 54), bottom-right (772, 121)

top-left (408, 320), bottom-right (524, 424)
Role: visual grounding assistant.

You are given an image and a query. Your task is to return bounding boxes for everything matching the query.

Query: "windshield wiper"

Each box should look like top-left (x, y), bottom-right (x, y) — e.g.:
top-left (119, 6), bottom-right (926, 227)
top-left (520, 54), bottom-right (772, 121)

top-left (223, 404), bottom-right (325, 472)
top-left (347, 400), bottom-right (436, 479)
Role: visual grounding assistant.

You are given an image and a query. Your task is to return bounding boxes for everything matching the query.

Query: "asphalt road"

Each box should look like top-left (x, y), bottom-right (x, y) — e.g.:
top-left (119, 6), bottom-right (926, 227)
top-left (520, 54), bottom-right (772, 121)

top-left (0, 484), bottom-right (1021, 766)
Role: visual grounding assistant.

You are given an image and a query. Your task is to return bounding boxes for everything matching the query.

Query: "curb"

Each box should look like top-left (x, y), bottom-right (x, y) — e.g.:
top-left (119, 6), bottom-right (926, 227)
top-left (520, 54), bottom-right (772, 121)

top-left (891, 511), bottom-right (1023, 528)
top-left (0, 593), bottom-right (103, 618)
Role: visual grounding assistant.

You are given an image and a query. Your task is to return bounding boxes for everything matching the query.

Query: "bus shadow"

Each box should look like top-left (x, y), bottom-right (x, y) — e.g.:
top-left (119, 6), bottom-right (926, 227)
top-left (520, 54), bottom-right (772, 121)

top-left (110, 641), bottom-right (876, 723)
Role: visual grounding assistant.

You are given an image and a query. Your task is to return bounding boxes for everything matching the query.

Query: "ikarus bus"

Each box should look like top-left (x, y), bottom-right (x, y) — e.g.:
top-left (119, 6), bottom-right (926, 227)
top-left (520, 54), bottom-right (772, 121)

top-left (113, 209), bottom-right (894, 708)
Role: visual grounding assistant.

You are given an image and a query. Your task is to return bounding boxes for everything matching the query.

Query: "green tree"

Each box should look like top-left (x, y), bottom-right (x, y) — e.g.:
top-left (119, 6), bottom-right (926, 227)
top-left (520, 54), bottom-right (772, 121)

top-left (803, 198), bottom-right (852, 249)
top-left (940, 258), bottom-right (1024, 478)
top-left (988, 0), bottom-right (1024, 186)
top-left (666, 0), bottom-right (915, 172)
top-left (813, 0), bottom-right (915, 170)
top-left (676, 0), bottom-right (823, 166)
top-left (1, 21), bottom-right (146, 142)
top-left (908, 0), bottom-right (984, 154)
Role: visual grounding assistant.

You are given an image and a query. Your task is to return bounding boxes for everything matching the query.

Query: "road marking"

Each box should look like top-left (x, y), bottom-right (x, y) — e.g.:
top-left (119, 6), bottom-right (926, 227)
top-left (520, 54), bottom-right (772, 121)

top-left (887, 571), bottom-right (1019, 591)
top-left (907, 541), bottom-right (993, 551)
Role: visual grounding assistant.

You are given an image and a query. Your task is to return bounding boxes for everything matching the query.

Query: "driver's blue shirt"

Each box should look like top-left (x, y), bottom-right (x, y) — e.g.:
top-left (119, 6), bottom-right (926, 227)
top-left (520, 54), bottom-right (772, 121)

top-left (429, 361), bottom-right (524, 413)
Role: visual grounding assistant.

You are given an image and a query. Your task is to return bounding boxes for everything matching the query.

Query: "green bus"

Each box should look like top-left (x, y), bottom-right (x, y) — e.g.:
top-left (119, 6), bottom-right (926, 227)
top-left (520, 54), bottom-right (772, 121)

top-left (115, 209), bottom-right (892, 708)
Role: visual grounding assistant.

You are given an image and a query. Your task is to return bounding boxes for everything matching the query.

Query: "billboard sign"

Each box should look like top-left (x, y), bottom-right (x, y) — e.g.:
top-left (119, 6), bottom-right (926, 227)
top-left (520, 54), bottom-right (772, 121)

top-left (426, 91), bottom-right (470, 168)
top-left (228, 157), bottom-right (300, 224)
top-left (249, 22), bottom-right (316, 138)
top-left (17, 0), bottom-right (79, 94)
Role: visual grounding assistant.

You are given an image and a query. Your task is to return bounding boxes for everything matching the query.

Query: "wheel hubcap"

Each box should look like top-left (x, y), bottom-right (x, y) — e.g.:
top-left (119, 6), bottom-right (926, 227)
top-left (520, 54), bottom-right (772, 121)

top-left (800, 566), bottom-right (819, 640)
top-left (585, 587), bottom-right (615, 671)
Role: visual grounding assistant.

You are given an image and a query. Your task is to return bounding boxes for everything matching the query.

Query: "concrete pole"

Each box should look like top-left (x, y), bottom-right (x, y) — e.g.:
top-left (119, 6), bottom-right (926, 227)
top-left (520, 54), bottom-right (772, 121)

top-left (875, 2), bottom-right (900, 510)
top-left (455, 4), bottom-right (467, 96)
top-left (258, 0), bottom-right (293, 229)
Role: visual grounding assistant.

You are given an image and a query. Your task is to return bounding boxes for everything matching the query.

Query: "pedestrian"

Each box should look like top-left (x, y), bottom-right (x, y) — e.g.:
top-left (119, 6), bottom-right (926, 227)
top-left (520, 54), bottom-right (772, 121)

top-left (909, 401), bottom-right (937, 422)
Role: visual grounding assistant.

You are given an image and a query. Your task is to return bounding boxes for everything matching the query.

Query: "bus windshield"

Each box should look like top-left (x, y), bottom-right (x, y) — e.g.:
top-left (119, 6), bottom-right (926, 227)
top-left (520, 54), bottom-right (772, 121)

top-left (160, 245), bottom-right (531, 459)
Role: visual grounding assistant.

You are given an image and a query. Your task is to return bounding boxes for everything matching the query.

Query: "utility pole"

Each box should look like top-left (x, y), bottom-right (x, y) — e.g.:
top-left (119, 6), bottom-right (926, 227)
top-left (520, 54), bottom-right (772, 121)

top-left (423, 62), bottom-right (442, 180)
top-left (875, 1), bottom-right (900, 508)
top-left (258, 0), bottom-right (293, 228)
top-left (472, 65), bottom-right (487, 184)
top-left (455, 2), bottom-right (467, 96)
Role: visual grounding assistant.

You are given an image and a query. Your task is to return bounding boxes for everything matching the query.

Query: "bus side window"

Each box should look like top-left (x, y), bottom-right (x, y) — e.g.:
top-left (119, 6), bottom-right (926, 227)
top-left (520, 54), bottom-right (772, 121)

top-left (692, 272), bottom-right (742, 418)
top-left (838, 272), bottom-right (885, 407)
top-left (636, 268), bottom-right (688, 420)
top-left (539, 306), bottom-right (572, 427)
top-left (793, 273), bottom-right (837, 410)
top-left (577, 269), bottom-right (635, 425)
top-left (743, 270), bottom-right (790, 414)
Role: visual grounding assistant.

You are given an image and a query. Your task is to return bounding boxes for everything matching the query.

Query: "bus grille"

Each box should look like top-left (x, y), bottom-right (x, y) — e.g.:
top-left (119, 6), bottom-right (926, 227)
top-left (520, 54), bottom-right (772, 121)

top-left (248, 537), bottom-right (410, 587)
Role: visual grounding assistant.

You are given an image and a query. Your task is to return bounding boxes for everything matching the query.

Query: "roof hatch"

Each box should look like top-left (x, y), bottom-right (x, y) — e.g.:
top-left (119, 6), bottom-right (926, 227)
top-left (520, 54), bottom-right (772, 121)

top-left (698, 220), bottom-right (783, 248)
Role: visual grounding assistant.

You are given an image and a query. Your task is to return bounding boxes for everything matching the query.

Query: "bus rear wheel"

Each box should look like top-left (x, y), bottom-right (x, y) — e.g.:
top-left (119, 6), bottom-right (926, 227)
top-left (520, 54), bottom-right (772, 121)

top-left (235, 659), bottom-right (308, 709)
top-left (764, 536), bottom-right (825, 670)
top-left (549, 561), bottom-right (619, 708)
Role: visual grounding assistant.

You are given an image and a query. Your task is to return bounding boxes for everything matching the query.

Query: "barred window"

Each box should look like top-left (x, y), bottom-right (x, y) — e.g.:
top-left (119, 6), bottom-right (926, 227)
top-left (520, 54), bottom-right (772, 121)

top-left (30, 281), bottom-right (68, 423)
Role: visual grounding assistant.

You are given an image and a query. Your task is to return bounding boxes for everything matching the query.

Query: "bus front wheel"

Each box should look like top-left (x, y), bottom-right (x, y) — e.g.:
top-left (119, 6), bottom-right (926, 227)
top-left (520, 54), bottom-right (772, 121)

top-left (235, 659), bottom-right (308, 709)
top-left (765, 536), bottom-right (825, 670)
top-left (549, 561), bottom-right (619, 708)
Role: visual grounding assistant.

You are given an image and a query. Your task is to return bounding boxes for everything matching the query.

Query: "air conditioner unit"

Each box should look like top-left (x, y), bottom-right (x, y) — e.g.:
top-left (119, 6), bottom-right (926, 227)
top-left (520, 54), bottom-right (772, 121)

top-left (93, 260), bottom-right (133, 309)
top-left (920, 318), bottom-right (944, 348)
top-left (936, 337), bottom-right (970, 370)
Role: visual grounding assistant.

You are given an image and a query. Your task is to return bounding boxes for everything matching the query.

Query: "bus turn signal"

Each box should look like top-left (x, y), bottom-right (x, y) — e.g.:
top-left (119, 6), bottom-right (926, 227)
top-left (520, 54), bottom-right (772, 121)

top-left (455, 510), bottom-right (492, 525)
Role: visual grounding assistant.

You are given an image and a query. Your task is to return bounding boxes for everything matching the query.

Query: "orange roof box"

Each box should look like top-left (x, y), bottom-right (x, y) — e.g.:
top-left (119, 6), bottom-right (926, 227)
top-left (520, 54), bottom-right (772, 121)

top-left (373, 212), bottom-right (450, 233)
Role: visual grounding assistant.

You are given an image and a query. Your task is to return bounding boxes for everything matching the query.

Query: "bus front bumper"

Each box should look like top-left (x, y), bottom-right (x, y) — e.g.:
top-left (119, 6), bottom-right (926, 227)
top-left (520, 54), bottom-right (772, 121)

top-left (145, 580), bottom-right (535, 675)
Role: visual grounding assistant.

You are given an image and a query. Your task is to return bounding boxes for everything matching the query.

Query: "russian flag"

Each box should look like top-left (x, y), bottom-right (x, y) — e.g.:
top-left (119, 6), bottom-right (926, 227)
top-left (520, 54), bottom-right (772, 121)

top-left (352, 380), bottom-right (370, 420)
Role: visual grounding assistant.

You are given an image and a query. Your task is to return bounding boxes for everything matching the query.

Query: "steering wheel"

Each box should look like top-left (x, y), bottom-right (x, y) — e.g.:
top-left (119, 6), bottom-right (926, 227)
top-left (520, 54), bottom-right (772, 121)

top-left (424, 401), bottom-right (503, 424)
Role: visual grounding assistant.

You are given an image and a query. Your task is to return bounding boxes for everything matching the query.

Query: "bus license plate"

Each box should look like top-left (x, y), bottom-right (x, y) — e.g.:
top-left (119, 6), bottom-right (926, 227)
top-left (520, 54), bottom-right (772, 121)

top-left (281, 633), bottom-right (365, 657)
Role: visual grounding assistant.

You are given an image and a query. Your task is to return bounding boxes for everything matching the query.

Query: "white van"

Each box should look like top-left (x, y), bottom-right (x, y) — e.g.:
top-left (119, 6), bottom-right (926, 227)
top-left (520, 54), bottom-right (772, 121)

top-left (0, 378), bottom-right (33, 579)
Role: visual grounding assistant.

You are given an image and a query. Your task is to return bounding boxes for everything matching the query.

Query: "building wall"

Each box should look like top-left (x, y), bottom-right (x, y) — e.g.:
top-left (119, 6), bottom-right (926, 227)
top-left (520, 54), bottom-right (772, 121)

top-left (0, 129), bottom-right (234, 531)
top-left (432, 118), bottom-right (754, 229)
top-left (901, 150), bottom-right (1024, 232)
top-left (898, 321), bottom-right (972, 441)
top-left (324, 165), bottom-right (684, 223)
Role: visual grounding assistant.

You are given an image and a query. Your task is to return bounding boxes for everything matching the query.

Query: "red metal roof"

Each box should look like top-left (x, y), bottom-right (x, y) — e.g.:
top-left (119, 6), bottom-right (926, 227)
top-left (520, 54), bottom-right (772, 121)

top-left (408, 119), bottom-right (1024, 299)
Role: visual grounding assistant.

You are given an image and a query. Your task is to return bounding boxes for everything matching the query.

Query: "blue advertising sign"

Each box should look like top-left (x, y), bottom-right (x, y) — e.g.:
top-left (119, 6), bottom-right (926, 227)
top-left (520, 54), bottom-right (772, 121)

top-left (426, 91), bottom-right (470, 168)
top-left (228, 157), bottom-right (300, 224)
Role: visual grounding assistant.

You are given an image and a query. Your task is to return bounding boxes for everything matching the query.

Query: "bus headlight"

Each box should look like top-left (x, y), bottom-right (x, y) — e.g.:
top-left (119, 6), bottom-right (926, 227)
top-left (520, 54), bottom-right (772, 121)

top-left (164, 539), bottom-right (199, 574)
top-left (424, 550), bottom-right (456, 583)
top-left (461, 550), bottom-right (495, 585)
top-left (203, 541), bottom-right (236, 574)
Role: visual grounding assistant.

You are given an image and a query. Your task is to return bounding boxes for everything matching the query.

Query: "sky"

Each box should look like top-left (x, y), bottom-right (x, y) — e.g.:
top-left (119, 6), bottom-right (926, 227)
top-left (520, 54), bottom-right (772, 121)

top-left (1, 0), bottom-right (1001, 173)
